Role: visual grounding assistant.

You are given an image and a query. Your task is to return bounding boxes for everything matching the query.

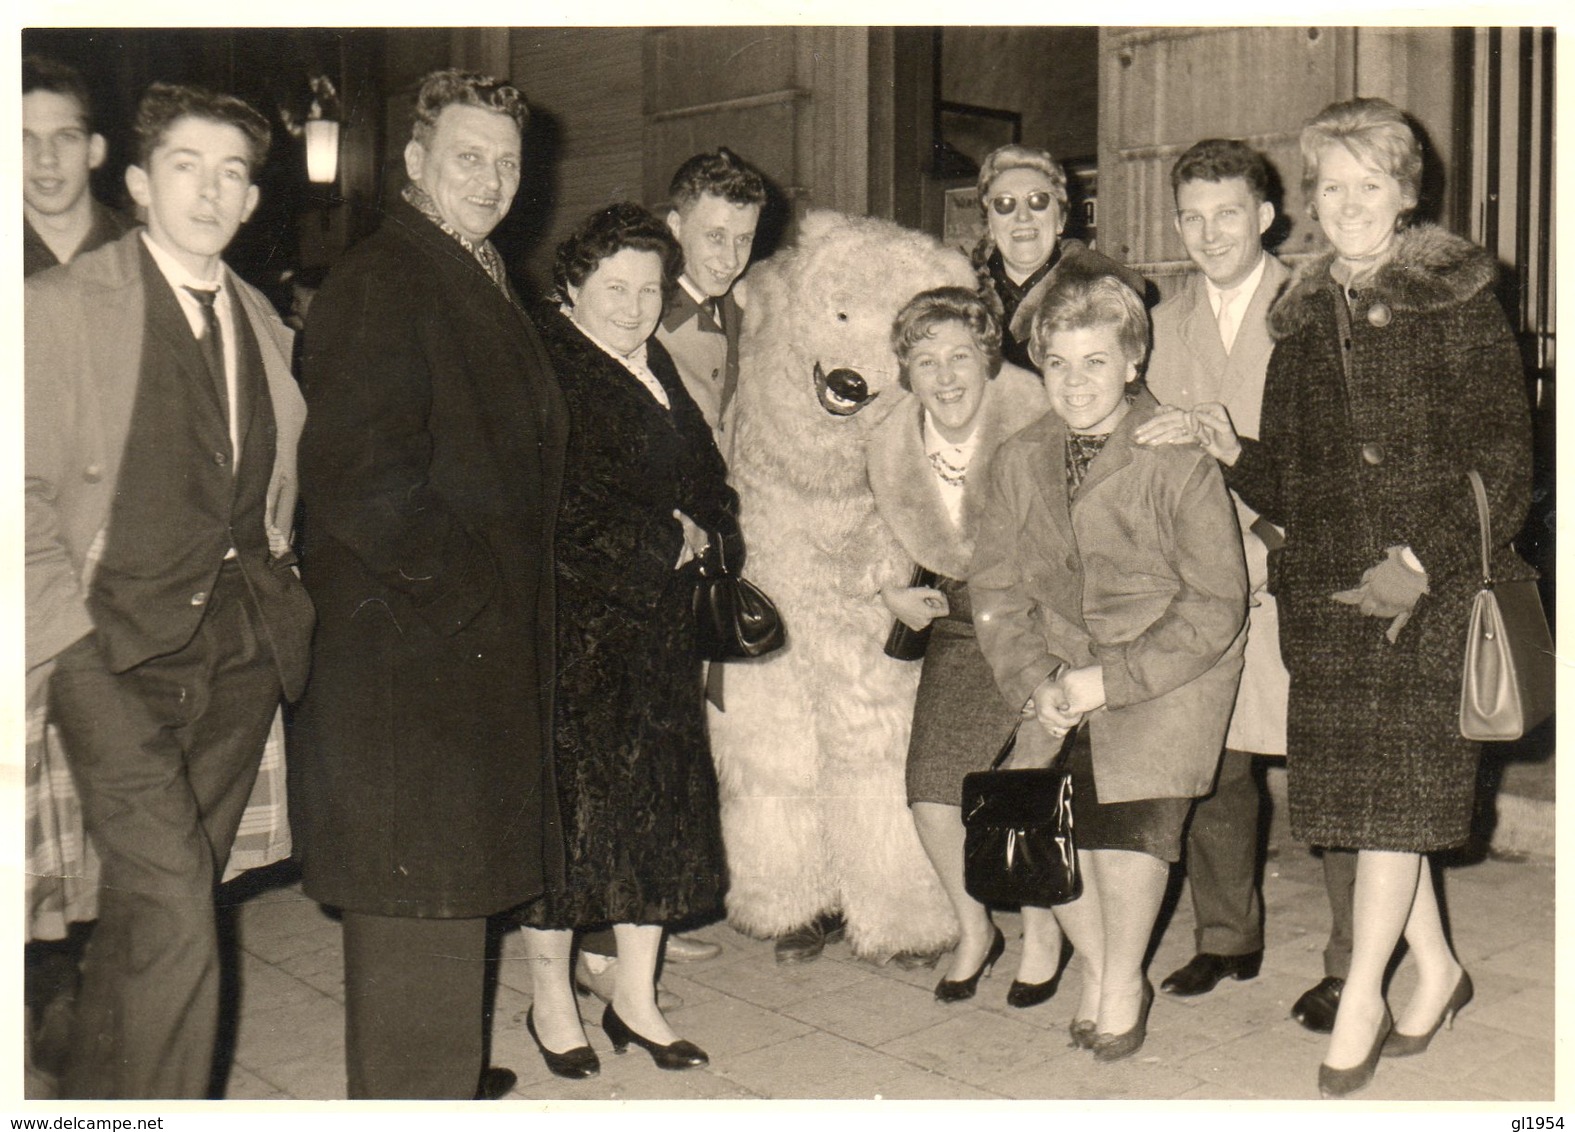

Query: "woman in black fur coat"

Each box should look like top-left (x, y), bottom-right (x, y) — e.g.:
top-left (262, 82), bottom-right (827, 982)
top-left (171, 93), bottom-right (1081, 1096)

top-left (517, 203), bottom-right (734, 1075)
top-left (1140, 98), bottom-right (1531, 1097)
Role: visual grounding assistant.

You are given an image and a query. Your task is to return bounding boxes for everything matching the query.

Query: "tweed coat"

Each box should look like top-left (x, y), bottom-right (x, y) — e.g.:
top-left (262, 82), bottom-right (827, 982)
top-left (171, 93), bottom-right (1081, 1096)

top-left (867, 364), bottom-right (1051, 801)
top-left (292, 198), bottom-right (569, 919)
top-left (519, 311), bottom-right (733, 930)
top-left (971, 389), bottom-right (1247, 805)
top-left (1146, 254), bottom-right (1291, 755)
top-left (1228, 224), bottom-right (1532, 851)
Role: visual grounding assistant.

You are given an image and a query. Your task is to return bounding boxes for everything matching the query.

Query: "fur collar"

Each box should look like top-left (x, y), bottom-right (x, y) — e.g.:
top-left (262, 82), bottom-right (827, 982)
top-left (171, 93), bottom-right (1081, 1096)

top-left (1269, 224), bottom-right (1497, 340)
top-left (868, 364), bottom-right (1048, 579)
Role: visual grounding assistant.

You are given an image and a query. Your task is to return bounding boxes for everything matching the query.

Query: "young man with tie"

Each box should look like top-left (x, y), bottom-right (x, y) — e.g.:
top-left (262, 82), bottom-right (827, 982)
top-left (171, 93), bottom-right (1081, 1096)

top-left (656, 146), bottom-right (766, 449)
top-left (25, 82), bottom-right (313, 1098)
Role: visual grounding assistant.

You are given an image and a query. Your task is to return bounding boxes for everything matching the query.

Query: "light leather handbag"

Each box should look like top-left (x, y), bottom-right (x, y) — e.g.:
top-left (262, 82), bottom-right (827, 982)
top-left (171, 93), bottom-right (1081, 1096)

top-left (1459, 469), bottom-right (1554, 741)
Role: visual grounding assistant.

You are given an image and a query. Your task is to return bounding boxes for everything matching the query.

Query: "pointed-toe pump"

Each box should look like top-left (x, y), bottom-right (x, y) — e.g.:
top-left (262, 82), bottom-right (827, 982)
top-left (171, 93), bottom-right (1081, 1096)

top-left (525, 1007), bottom-right (600, 1079)
top-left (1006, 970), bottom-right (1062, 1010)
top-left (1383, 970), bottom-right (1472, 1058)
top-left (934, 927), bottom-right (1006, 1004)
top-left (1093, 981), bottom-right (1155, 1063)
top-left (1319, 1006), bottom-right (1393, 1098)
top-left (601, 1004), bottom-right (708, 1070)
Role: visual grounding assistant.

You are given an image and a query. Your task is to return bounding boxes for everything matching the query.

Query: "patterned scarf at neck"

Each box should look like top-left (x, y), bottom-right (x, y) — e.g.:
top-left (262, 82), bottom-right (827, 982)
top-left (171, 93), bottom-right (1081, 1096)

top-left (1065, 431), bottom-right (1111, 495)
top-left (989, 246), bottom-right (1060, 324)
top-left (402, 183), bottom-right (513, 298)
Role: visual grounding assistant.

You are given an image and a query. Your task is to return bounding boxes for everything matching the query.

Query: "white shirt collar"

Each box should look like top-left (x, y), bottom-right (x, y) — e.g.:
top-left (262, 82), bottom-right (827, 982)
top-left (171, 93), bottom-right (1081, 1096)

top-left (922, 409), bottom-right (981, 461)
top-left (1205, 251), bottom-right (1268, 316)
top-left (678, 274), bottom-right (711, 308)
top-left (140, 231), bottom-right (226, 294)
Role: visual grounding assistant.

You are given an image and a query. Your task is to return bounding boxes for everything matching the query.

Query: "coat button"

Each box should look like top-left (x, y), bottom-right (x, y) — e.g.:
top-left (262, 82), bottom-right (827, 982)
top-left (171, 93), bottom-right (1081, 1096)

top-left (83, 464), bottom-right (103, 483)
top-left (1367, 302), bottom-right (1392, 327)
top-left (1362, 442), bottom-right (1385, 465)
top-left (191, 591), bottom-right (207, 606)
top-left (1065, 554), bottom-right (1077, 572)
top-left (213, 450), bottom-right (229, 466)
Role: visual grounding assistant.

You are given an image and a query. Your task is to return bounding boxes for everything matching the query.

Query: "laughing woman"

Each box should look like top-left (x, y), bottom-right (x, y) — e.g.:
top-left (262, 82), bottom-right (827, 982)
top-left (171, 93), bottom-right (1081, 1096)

top-left (970, 144), bottom-right (1147, 371)
top-left (868, 287), bottom-right (1060, 1008)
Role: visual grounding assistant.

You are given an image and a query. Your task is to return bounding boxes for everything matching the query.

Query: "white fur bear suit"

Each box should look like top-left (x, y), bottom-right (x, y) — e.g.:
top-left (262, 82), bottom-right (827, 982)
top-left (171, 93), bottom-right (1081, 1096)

top-left (711, 210), bottom-right (975, 961)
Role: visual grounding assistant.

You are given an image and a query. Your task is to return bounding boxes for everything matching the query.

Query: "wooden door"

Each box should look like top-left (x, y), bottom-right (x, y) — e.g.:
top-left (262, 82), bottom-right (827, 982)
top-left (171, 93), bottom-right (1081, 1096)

top-left (1097, 26), bottom-right (1463, 294)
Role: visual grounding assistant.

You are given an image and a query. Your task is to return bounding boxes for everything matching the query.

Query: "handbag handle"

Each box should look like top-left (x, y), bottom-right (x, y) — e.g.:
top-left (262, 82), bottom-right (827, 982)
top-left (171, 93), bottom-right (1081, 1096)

top-left (989, 720), bottom-right (1081, 772)
top-left (1468, 469), bottom-right (1493, 588)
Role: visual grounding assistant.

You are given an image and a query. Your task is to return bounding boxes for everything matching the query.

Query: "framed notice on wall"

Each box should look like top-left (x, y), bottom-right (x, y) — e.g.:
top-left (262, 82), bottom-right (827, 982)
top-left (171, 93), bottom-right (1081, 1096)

top-left (1063, 157), bottom-right (1098, 246)
top-left (942, 187), bottom-right (985, 258)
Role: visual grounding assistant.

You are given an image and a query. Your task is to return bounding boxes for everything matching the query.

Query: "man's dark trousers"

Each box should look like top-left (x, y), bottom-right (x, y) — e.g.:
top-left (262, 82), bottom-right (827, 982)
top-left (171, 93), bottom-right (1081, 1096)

top-left (1186, 749), bottom-right (1264, 956)
top-left (50, 564), bottom-right (280, 1097)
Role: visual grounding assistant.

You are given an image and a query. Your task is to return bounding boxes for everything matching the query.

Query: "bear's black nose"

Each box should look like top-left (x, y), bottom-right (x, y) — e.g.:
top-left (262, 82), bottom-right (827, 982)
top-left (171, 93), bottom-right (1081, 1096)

top-left (824, 368), bottom-right (868, 403)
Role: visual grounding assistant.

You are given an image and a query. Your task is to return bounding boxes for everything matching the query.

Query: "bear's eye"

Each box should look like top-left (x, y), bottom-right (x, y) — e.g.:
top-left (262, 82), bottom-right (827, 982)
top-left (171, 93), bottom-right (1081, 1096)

top-left (836, 311), bottom-right (848, 322)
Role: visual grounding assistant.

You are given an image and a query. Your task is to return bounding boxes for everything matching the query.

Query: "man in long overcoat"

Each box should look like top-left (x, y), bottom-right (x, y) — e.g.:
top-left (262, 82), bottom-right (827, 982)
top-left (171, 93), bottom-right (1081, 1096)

top-left (291, 69), bottom-right (568, 1099)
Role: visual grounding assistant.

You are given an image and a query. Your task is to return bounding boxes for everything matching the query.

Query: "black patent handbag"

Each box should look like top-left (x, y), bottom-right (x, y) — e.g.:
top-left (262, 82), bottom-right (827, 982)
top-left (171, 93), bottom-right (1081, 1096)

top-left (692, 532), bottom-right (786, 661)
top-left (962, 722), bottom-right (1082, 907)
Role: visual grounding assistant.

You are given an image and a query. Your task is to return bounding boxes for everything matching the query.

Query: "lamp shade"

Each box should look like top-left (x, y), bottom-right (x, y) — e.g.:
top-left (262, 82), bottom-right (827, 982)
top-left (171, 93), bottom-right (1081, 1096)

top-left (304, 118), bottom-right (340, 184)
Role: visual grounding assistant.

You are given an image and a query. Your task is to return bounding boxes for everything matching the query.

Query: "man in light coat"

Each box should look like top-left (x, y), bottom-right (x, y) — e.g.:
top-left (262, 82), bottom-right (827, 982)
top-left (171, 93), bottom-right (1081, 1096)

top-left (1143, 138), bottom-right (1354, 1032)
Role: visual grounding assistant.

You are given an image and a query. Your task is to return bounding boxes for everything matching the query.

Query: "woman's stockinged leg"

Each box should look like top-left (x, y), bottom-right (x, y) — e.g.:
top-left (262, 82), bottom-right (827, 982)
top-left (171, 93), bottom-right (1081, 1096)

top-left (1051, 849), bottom-right (1104, 1025)
top-left (519, 927), bottom-right (584, 1052)
top-left (1325, 849), bottom-right (1419, 1068)
top-left (1394, 856), bottom-right (1466, 1036)
top-left (1090, 848), bottom-right (1168, 1035)
top-left (1017, 904), bottom-right (1065, 985)
top-left (610, 922), bottom-right (679, 1044)
top-left (912, 802), bottom-right (994, 981)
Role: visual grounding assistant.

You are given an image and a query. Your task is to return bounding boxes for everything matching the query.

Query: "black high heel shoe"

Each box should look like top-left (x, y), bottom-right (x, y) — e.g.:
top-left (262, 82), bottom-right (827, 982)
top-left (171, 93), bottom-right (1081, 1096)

top-left (1319, 1005), bottom-right (1393, 1098)
top-left (934, 927), bottom-right (1005, 1003)
top-left (525, 1007), bottom-right (600, 1079)
top-left (601, 1004), bottom-right (708, 1070)
top-left (1383, 970), bottom-right (1472, 1058)
top-left (1007, 969), bottom-right (1062, 1009)
top-left (1093, 981), bottom-right (1154, 1063)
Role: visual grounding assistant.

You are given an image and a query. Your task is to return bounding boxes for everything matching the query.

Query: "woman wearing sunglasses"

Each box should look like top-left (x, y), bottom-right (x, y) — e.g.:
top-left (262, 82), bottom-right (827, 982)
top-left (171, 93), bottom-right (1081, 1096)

top-left (972, 144), bottom-right (1148, 372)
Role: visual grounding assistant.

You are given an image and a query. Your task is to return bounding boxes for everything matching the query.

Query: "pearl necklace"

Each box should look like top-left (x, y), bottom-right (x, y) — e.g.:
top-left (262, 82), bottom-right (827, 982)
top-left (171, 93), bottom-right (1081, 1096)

top-left (927, 447), bottom-right (968, 488)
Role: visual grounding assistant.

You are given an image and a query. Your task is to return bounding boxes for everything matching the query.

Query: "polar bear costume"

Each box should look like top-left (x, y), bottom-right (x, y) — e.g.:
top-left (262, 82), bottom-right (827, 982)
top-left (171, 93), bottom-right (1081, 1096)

top-left (710, 211), bottom-right (977, 961)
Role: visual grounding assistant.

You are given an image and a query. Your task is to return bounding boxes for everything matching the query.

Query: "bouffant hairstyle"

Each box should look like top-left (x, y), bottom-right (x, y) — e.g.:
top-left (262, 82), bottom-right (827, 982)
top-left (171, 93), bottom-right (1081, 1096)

top-left (1170, 137), bottom-right (1272, 204)
top-left (1028, 273), bottom-right (1149, 370)
top-left (667, 147), bottom-right (768, 213)
top-left (892, 287), bottom-right (1004, 392)
top-left (411, 69), bottom-right (528, 147)
top-left (23, 55), bottom-right (97, 131)
top-left (133, 82), bottom-right (271, 175)
top-left (975, 143), bottom-right (1070, 220)
top-left (1300, 97), bottom-right (1422, 221)
top-left (553, 201), bottom-right (685, 305)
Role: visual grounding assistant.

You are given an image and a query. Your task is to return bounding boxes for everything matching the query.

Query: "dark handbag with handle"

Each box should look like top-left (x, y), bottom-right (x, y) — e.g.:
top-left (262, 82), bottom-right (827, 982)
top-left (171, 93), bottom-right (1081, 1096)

top-left (692, 531), bottom-right (786, 662)
top-left (962, 722), bottom-right (1082, 907)
top-left (1459, 469), bottom-right (1554, 741)
top-left (884, 565), bottom-right (941, 660)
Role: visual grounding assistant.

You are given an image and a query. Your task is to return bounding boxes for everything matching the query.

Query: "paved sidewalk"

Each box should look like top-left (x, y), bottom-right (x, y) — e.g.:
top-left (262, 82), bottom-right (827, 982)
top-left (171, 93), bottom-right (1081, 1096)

top-left (218, 791), bottom-right (1556, 1105)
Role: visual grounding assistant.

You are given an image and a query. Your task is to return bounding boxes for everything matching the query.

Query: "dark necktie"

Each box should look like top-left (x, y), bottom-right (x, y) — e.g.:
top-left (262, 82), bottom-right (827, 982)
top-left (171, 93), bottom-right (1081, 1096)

top-left (182, 284), bottom-right (228, 421)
